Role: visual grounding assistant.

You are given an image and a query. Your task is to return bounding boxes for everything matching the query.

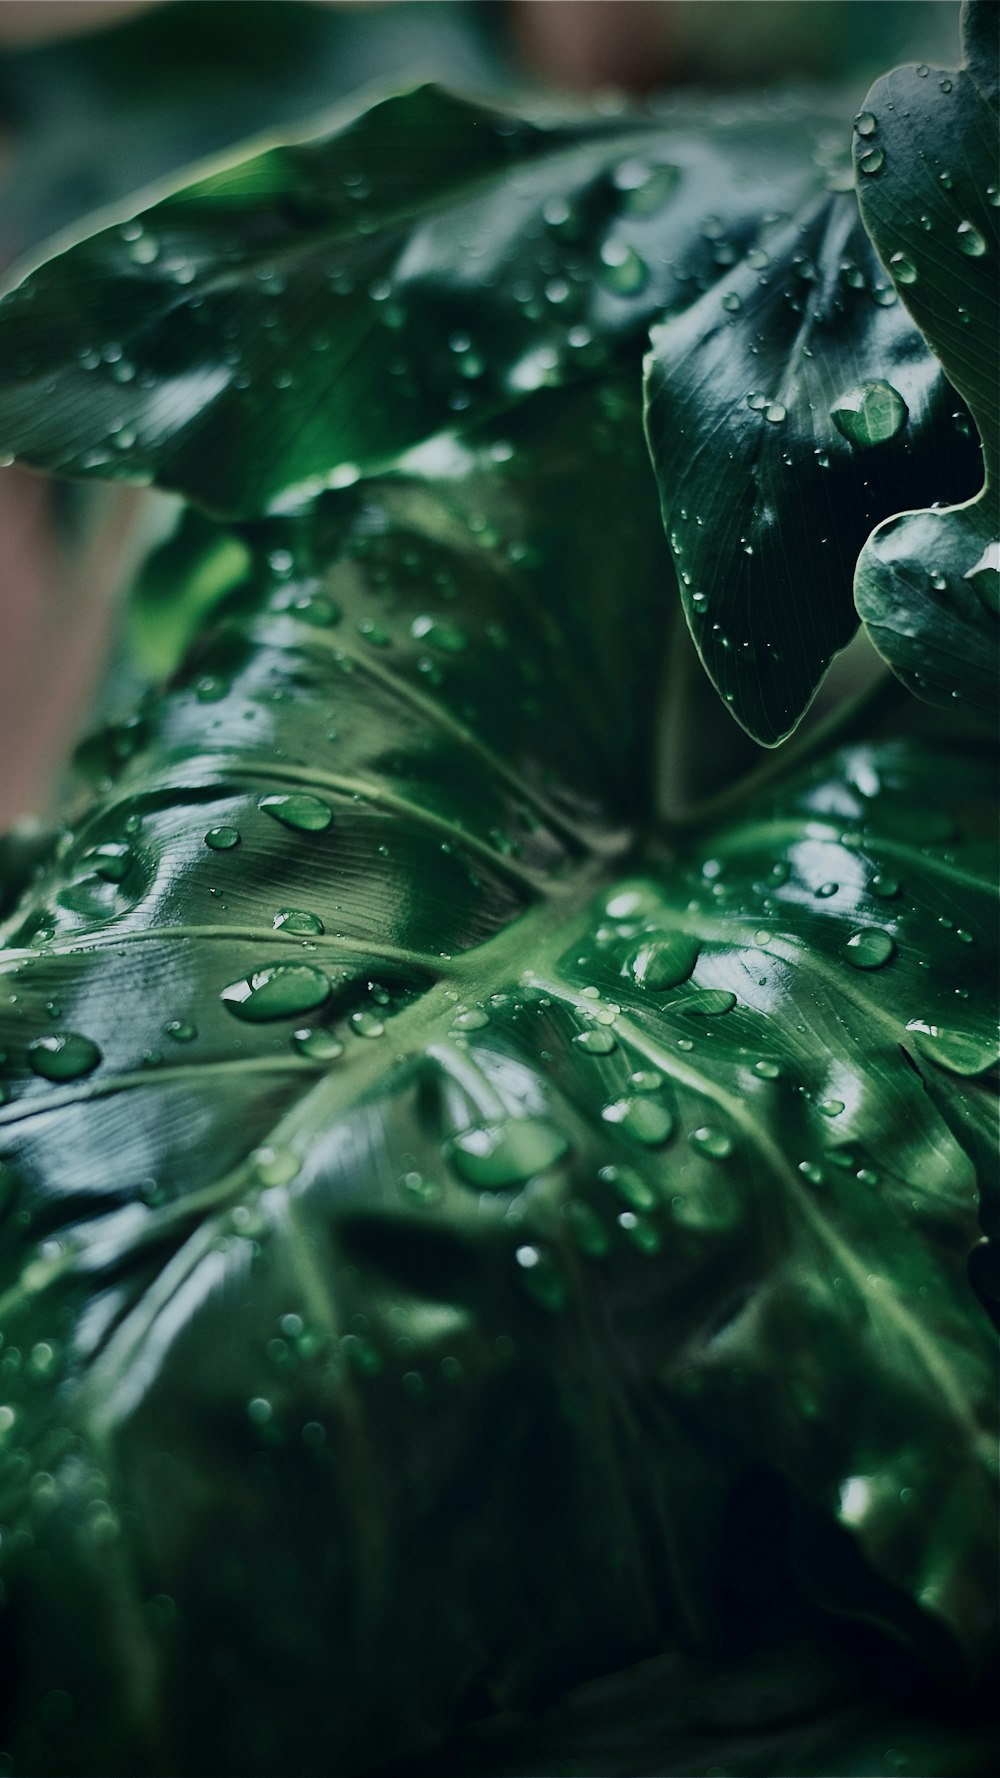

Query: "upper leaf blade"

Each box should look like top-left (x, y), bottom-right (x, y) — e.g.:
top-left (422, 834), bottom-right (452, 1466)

top-left (852, 2), bottom-right (999, 716)
top-left (643, 184), bottom-right (981, 745)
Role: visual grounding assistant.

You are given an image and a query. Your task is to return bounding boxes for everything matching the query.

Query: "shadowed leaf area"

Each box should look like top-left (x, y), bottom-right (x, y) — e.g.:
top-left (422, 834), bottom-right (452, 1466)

top-left (0, 383), bottom-right (996, 1777)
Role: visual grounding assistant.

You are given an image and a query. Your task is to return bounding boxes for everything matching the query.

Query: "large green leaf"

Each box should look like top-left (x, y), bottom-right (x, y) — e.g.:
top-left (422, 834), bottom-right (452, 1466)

top-left (0, 84), bottom-right (881, 519)
top-left (0, 386), bottom-right (996, 1776)
top-left (853, 1), bottom-right (999, 716)
top-left (642, 176), bottom-right (981, 746)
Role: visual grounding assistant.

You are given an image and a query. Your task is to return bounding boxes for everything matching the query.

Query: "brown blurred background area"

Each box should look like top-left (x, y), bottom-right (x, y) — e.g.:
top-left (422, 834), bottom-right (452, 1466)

top-left (0, 0), bottom-right (963, 826)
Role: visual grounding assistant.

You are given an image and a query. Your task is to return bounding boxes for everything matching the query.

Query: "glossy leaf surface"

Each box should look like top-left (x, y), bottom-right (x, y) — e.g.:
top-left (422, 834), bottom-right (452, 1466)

top-left (643, 186), bottom-right (981, 745)
top-left (853, 2), bottom-right (999, 716)
top-left (0, 387), bottom-right (996, 1776)
top-left (0, 84), bottom-right (868, 519)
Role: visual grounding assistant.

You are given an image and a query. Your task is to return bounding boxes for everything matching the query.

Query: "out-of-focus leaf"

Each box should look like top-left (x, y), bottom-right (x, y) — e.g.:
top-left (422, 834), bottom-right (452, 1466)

top-left (0, 0), bottom-right (505, 267)
top-left (0, 84), bottom-right (873, 517)
top-left (0, 385), bottom-right (996, 1776)
top-left (643, 185), bottom-right (981, 746)
top-left (126, 505), bottom-right (252, 681)
top-left (853, 1), bottom-right (999, 716)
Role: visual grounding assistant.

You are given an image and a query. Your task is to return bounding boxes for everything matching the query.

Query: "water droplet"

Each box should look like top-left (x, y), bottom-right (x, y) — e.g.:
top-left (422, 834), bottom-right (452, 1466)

top-left (905, 1020), bottom-right (998, 1077)
top-left (818, 1098), bottom-right (845, 1118)
top-left (250, 1145), bottom-right (300, 1187)
top-left (721, 292), bottom-right (742, 313)
top-left (598, 238), bottom-right (649, 295)
top-left (454, 1008), bottom-right (489, 1032)
top-left (259, 793), bottom-right (333, 833)
top-left (869, 874), bottom-right (900, 899)
top-left (753, 1059), bottom-right (781, 1079)
top-left (27, 1032), bottom-right (101, 1082)
top-left (205, 826), bottom-right (240, 850)
top-left (956, 221), bottom-right (987, 257)
top-left (564, 1200), bottom-right (609, 1258)
top-left (450, 1118), bottom-right (568, 1188)
top-left (815, 881), bottom-right (839, 898)
top-left (410, 615), bottom-right (467, 653)
top-left (164, 1020), bottom-right (196, 1042)
top-left (627, 933), bottom-right (700, 990)
top-left (685, 989), bottom-right (737, 1017)
top-left (515, 1244), bottom-right (567, 1311)
top-left (831, 380), bottom-right (908, 447)
top-left (349, 1009), bottom-right (385, 1039)
top-left (602, 1097), bottom-right (674, 1146)
top-left (574, 1027), bottom-right (617, 1055)
top-left (247, 1397), bottom-right (273, 1426)
top-left (273, 908), bottom-right (325, 935)
top-left (844, 929), bottom-right (895, 970)
top-left (888, 252), bottom-right (917, 284)
top-left (854, 112), bottom-right (877, 138)
top-left (798, 1162), bottom-right (825, 1186)
top-left (764, 401), bottom-right (787, 424)
top-left (858, 146), bottom-right (885, 175)
top-left (222, 963), bottom-right (330, 1022)
top-left (689, 1125), bottom-right (733, 1160)
top-left (292, 1027), bottom-right (343, 1061)
top-left (615, 160), bottom-right (678, 215)
top-left (617, 1211), bottom-right (661, 1254)
top-left (599, 1164), bottom-right (657, 1210)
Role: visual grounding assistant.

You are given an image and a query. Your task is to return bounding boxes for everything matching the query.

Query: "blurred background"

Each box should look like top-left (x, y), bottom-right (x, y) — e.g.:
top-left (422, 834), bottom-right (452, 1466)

top-left (0, 0), bottom-right (963, 827)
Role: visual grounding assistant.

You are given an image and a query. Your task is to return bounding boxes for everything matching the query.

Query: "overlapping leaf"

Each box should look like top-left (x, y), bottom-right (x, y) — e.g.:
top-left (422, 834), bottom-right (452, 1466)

top-left (0, 385), bottom-right (996, 1776)
top-left (852, 0), bottom-right (999, 717)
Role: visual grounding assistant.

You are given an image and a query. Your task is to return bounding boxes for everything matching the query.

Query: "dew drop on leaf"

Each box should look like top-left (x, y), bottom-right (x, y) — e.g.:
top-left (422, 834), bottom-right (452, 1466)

top-left (599, 1164), bottom-right (657, 1209)
top-left (888, 252), bottom-right (917, 284)
top-left (450, 1118), bottom-right (569, 1188)
top-left (601, 1097), bottom-right (674, 1146)
top-left (689, 1125), bottom-right (734, 1160)
top-left (853, 111), bottom-right (877, 138)
top-left (574, 1027), bottom-right (617, 1055)
top-left (830, 381), bottom-right (908, 448)
top-left (259, 793), bottom-right (333, 833)
top-left (204, 826), bottom-right (240, 850)
top-left (26, 1032), bottom-right (101, 1082)
top-left (905, 1020), bottom-right (999, 1077)
top-left (291, 1027), bottom-right (343, 1061)
top-left (221, 963), bottom-right (331, 1022)
top-left (627, 933), bottom-right (699, 990)
top-left (514, 1244), bottom-right (567, 1311)
top-left (251, 1145), bottom-right (300, 1187)
top-left (273, 908), bottom-right (325, 935)
top-left (598, 239), bottom-right (649, 295)
top-left (858, 146), bottom-right (885, 175)
top-left (844, 929), bottom-right (896, 970)
top-left (956, 221), bottom-right (987, 257)
top-left (349, 1009), bottom-right (385, 1039)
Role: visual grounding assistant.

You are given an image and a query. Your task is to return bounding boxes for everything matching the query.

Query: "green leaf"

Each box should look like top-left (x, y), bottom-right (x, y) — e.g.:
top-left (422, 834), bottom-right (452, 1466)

top-left (0, 84), bottom-right (873, 519)
top-left (852, 1), bottom-right (999, 716)
top-left (126, 505), bottom-right (253, 681)
top-left (643, 183), bottom-right (981, 746)
top-left (0, 387), bottom-right (996, 1776)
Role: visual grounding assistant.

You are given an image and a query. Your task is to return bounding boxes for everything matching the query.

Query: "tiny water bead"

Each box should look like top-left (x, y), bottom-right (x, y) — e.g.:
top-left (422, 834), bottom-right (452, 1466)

top-left (844, 929), bottom-right (896, 970)
top-left (689, 1125), bottom-right (734, 1160)
top-left (258, 793), bottom-right (333, 833)
top-left (627, 933), bottom-right (699, 990)
top-left (273, 908), bottom-right (325, 936)
top-left (250, 1145), bottom-right (300, 1187)
top-left (905, 1020), bottom-right (999, 1078)
top-left (831, 381), bottom-right (908, 448)
top-left (601, 1097), bottom-right (674, 1146)
top-left (27, 1032), bottom-right (101, 1082)
top-left (204, 826), bottom-right (240, 850)
top-left (164, 1020), bottom-right (196, 1042)
top-left (292, 1027), bottom-right (344, 1061)
top-left (574, 1027), bottom-right (617, 1056)
top-left (450, 1118), bottom-right (569, 1188)
top-left (222, 963), bottom-right (330, 1022)
top-left (349, 1009), bottom-right (385, 1039)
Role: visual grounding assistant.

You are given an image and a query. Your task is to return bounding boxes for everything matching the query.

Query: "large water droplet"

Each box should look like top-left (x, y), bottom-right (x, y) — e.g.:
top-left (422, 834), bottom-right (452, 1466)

top-left (599, 238), bottom-right (649, 295)
top-left (450, 1118), bottom-right (569, 1188)
top-left (205, 826), bottom-right (240, 850)
top-left (259, 793), bottom-right (333, 833)
top-left (627, 932), bottom-right (700, 990)
top-left (831, 381), bottom-right (908, 447)
top-left (905, 1020), bottom-right (998, 1077)
top-left (574, 1027), bottom-right (617, 1055)
top-left (684, 989), bottom-right (737, 1017)
top-left (273, 908), bottom-right (325, 935)
top-left (888, 252), bottom-right (917, 284)
top-left (689, 1125), bottom-right (734, 1160)
top-left (858, 146), bottom-right (885, 175)
top-left (844, 929), bottom-right (895, 970)
top-left (956, 221), bottom-right (987, 257)
top-left (854, 111), bottom-right (877, 138)
top-left (602, 1097), bottom-right (674, 1146)
top-left (27, 1032), bottom-right (101, 1082)
top-left (292, 1026), bottom-right (344, 1061)
top-left (222, 963), bottom-right (330, 1021)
